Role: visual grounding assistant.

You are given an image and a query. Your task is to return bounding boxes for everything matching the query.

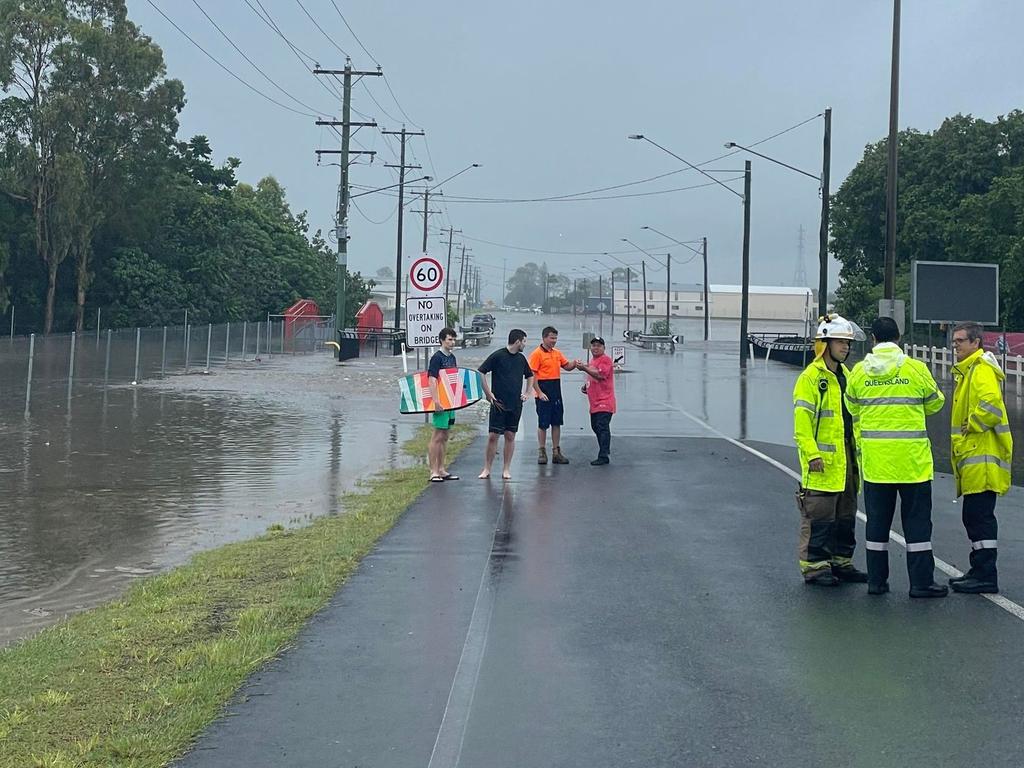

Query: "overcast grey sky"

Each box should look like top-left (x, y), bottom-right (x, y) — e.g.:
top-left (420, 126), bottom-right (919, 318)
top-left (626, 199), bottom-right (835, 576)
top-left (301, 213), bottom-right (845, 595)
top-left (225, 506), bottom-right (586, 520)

top-left (126, 1), bottom-right (1024, 302)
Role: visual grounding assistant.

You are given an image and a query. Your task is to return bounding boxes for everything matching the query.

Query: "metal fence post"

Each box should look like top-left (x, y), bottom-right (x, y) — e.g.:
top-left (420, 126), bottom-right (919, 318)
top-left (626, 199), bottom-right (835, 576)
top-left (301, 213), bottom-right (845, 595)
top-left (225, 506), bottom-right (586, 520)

top-left (10, 305), bottom-right (15, 340)
top-left (104, 329), bottom-right (112, 385)
top-left (133, 327), bottom-right (141, 384)
top-left (161, 326), bottom-right (168, 377)
top-left (241, 320), bottom-right (248, 361)
top-left (225, 322), bottom-right (231, 365)
top-left (205, 323), bottom-right (212, 373)
top-left (254, 322), bottom-right (261, 360)
top-left (67, 331), bottom-right (76, 406)
top-left (24, 333), bottom-right (35, 418)
top-left (267, 319), bottom-right (272, 359)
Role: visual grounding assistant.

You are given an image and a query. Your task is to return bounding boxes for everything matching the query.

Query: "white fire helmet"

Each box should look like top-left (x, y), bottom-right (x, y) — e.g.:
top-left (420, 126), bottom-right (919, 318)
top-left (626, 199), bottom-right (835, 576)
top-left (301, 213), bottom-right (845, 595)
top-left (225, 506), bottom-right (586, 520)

top-left (815, 314), bottom-right (865, 342)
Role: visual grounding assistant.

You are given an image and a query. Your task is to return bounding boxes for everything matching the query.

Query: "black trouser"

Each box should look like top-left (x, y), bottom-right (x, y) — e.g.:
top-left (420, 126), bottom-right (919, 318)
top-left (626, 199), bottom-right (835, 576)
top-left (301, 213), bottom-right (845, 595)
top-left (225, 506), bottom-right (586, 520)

top-left (863, 481), bottom-right (935, 589)
top-left (962, 491), bottom-right (998, 583)
top-left (590, 412), bottom-right (612, 458)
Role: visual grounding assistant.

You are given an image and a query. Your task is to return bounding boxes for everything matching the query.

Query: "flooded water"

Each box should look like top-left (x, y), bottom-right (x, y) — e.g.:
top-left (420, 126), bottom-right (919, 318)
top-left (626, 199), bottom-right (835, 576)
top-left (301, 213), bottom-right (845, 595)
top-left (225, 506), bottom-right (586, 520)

top-left (0, 329), bottom-right (420, 644)
top-left (2, 313), bottom-right (1021, 646)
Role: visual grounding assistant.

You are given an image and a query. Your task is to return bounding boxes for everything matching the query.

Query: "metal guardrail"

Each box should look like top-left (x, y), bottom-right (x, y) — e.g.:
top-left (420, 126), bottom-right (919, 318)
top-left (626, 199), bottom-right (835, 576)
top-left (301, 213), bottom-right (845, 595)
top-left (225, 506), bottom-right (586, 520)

top-left (906, 344), bottom-right (1024, 397)
top-left (623, 329), bottom-right (680, 351)
top-left (338, 328), bottom-right (406, 361)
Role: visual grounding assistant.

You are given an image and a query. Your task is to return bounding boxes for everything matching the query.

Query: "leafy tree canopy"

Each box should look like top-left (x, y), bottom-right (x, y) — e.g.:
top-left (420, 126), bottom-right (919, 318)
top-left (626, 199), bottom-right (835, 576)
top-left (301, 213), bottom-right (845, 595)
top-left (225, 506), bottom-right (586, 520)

top-left (832, 110), bottom-right (1024, 329)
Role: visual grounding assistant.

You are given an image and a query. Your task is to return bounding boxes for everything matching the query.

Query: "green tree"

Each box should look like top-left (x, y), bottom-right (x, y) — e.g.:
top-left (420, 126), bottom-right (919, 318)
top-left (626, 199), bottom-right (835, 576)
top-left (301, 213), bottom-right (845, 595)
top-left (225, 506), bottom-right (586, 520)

top-left (0, 0), bottom-right (183, 332)
top-left (832, 110), bottom-right (1024, 329)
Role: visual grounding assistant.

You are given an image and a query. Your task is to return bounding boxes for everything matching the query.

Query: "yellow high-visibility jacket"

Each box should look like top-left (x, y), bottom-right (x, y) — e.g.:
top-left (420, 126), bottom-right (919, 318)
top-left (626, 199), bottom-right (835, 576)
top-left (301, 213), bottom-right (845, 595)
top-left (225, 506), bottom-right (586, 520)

top-left (793, 357), bottom-right (854, 492)
top-left (845, 343), bottom-right (945, 483)
top-left (951, 348), bottom-right (1012, 496)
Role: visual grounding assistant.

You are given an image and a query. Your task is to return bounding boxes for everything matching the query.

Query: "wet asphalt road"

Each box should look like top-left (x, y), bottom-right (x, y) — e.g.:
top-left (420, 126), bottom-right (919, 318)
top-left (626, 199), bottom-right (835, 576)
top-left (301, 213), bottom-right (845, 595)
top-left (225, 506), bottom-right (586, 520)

top-left (177, 352), bottom-right (1024, 768)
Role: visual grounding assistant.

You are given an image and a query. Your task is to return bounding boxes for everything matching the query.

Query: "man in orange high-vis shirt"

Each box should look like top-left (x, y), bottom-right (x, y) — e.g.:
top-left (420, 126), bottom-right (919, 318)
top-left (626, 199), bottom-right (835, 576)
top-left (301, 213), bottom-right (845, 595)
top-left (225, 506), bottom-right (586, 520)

top-left (528, 326), bottom-right (578, 465)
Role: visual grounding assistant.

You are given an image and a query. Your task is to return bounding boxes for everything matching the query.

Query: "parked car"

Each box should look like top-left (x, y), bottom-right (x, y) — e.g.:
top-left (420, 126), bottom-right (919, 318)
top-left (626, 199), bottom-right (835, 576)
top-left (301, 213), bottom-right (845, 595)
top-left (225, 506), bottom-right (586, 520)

top-left (471, 313), bottom-right (496, 331)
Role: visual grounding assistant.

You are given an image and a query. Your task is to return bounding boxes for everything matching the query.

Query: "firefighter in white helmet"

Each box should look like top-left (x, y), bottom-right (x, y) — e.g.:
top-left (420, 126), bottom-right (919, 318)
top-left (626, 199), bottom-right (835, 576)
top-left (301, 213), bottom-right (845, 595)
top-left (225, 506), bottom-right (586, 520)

top-left (792, 314), bottom-right (868, 586)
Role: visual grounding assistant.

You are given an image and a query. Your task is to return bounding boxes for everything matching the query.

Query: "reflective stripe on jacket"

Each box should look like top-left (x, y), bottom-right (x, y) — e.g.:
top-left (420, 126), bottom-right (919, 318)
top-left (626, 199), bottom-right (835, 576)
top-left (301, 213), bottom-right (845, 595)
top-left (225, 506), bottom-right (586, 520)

top-left (793, 357), bottom-right (852, 492)
top-left (951, 348), bottom-right (1012, 496)
top-left (845, 343), bottom-right (944, 483)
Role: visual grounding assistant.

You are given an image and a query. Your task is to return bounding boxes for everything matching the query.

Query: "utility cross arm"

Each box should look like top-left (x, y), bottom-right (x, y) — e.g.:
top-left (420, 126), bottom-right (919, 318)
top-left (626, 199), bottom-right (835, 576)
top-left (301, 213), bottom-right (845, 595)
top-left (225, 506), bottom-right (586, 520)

top-left (316, 120), bottom-right (377, 127)
top-left (316, 150), bottom-right (377, 156)
top-left (313, 69), bottom-right (382, 77)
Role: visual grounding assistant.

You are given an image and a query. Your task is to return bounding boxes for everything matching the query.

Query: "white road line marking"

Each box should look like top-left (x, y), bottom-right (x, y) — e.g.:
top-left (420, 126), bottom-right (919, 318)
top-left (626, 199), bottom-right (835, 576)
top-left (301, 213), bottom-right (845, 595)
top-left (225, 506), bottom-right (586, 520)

top-left (656, 400), bottom-right (1024, 623)
top-left (426, 485), bottom-right (510, 768)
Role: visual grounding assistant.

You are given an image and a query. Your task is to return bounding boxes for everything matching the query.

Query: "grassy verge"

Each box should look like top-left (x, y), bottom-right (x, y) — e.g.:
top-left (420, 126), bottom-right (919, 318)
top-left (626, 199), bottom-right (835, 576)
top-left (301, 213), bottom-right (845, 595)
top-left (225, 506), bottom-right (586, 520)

top-left (0, 424), bottom-right (477, 768)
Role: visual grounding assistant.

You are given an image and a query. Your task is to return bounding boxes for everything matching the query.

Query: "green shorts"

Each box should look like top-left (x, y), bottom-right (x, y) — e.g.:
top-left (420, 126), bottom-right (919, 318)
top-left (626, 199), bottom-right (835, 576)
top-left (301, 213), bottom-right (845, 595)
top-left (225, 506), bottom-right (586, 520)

top-left (432, 410), bottom-right (456, 430)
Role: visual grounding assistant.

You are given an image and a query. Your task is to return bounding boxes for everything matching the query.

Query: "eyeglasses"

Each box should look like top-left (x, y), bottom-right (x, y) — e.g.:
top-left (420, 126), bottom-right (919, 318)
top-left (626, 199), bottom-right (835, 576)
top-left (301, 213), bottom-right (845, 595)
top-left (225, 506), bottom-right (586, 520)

top-left (951, 337), bottom-right (971, 345)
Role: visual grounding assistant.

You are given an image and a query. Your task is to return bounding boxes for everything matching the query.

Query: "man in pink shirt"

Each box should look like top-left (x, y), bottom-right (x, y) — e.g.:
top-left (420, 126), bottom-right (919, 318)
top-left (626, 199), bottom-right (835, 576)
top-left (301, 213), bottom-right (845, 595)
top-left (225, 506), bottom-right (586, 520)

top-left (577, 336), bottom-right (616, 466)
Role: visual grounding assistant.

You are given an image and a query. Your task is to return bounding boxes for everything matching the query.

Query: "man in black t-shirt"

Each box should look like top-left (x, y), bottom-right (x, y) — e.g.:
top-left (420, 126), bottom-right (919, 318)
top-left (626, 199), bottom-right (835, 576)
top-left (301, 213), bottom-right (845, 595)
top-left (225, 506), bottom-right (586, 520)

top-left (478, 328), bottom-right (534, 480)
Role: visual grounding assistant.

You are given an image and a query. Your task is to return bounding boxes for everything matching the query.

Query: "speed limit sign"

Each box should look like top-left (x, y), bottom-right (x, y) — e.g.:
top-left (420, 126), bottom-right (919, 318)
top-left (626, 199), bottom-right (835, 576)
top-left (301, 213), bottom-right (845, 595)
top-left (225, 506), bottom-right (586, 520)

top-left (408, 255), bottom-right (444, 296)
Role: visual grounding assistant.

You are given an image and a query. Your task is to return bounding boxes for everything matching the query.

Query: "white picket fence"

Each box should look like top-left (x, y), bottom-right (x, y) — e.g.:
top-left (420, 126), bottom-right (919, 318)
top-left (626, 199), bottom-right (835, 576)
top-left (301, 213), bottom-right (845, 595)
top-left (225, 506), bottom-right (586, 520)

top-left (904, 344), bottom-right (1024, 398)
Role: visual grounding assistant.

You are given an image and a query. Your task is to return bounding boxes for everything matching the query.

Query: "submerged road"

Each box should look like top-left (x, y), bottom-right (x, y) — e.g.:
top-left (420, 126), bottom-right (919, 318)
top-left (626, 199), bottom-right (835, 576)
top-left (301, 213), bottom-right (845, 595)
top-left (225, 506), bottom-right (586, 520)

top-left (178, 340), bottom-right (1024, 767)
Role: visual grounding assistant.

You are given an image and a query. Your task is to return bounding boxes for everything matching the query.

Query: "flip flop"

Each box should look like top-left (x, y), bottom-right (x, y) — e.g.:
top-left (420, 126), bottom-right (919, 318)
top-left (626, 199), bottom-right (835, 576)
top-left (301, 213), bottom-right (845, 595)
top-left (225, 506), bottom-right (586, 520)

top-left (443, 474), bottom-right (460, 481)
top-left (430, 475), bottom-right (445, 483)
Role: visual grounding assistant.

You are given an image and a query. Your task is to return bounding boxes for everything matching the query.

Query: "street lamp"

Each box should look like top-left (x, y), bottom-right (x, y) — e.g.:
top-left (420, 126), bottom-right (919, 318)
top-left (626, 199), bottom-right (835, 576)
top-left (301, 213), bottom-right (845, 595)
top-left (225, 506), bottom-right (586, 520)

top-left (623, 238), bottom-right (673, 337)
top-left (594, 258), bottom-right (619, 337)
top-left (642, 226), bottom-right (710, 342)
top-left (628, 134), bottom-right (751, 365)
top-left (602, 253), bottom-right (644, 333)
top-left (419, 163), bottom-right (481, 255)
top-left (725, 107), bottom-right (831, 320)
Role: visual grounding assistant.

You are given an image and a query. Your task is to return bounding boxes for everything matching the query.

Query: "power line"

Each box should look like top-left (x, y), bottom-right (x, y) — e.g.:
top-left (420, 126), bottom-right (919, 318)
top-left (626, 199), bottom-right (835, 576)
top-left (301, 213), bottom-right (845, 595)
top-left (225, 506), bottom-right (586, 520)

top-left (382, 74), bottom-right (422, 129)
top-left (328, 0), bottom-right (379, 66)
top-left (191, 0), bottom-right (330, 116)
top-left (411, 113), bottom-right (829, 206)
top-left (246, 0), bottom-right (318, 64)
top-left (352, 197), bottom-right (398, 224)
top-left (352, 176), bottom-right (744, 204)
top-left (145, 0), bottom-right (320, 118)
top-left (245, 0), bottom-right (348, 104)
top-left (428, 229), bottom-right (668, 258)
top-left (294, 0), bottom-right (350, 58)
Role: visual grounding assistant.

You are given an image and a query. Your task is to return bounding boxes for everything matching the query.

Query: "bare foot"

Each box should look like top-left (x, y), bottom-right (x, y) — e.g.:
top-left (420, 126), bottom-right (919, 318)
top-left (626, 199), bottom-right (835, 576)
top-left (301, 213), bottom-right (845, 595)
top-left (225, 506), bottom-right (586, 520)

top-left (502, 471), bottom-right (512, 480)
top-left (478, 470), bottom-right (491, 479)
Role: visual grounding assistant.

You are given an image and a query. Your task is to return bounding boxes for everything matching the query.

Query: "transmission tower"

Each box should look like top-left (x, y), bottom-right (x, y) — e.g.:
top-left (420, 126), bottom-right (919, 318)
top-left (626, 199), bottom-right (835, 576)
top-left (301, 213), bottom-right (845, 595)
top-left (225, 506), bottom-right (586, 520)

top-left (793, 225), bottom-right (808, 287)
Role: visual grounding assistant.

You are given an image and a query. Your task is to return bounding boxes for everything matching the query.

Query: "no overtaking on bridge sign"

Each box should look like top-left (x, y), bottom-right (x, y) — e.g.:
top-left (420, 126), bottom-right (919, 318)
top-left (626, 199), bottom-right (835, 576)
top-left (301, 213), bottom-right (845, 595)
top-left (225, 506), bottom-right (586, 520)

top-left (407, 255), bottom-right (446, 348)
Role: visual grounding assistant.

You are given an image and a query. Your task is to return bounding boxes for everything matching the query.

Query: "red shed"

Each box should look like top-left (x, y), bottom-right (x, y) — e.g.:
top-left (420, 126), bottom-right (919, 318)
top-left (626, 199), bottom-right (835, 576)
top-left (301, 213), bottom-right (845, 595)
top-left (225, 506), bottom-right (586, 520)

top-left (284, 299), bottom-right (320, 340)
top-left (355, 301), bottom-right (384, 341)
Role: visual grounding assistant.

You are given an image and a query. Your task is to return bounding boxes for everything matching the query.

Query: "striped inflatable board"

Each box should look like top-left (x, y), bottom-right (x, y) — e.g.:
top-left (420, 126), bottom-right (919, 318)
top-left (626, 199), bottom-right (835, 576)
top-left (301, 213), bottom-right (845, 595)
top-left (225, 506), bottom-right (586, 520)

top-left (398, 367), bottom-right (484, 414)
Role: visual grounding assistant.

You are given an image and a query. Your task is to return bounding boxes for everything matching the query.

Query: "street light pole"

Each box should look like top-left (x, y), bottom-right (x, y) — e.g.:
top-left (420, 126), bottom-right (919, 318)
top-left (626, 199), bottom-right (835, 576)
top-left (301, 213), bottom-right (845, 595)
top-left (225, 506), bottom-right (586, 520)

top-left (740, 161), bottom-right (752, 367)
top-left (702, 237), bottom-right (709, 341)
top-left (642, 261), bottom-right (648, 334)
top-left (639, 226), bottom-right (707, 341)
top-left (818, 107), bottom-right (831, 317)
top-left (626, 266), bottom-right (631, 333)
top-left (665, 252), bottom-right (671, 334)
top-left (628, 133), bottom-right (745, 360)
top-left (884, 0), bottom-right (901, 300)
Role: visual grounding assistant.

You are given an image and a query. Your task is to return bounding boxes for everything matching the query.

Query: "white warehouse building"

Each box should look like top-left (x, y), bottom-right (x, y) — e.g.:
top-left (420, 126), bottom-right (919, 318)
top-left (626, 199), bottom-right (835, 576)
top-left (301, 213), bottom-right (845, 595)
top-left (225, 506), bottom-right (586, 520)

top-left (611, 282), bottom-right (814, 322)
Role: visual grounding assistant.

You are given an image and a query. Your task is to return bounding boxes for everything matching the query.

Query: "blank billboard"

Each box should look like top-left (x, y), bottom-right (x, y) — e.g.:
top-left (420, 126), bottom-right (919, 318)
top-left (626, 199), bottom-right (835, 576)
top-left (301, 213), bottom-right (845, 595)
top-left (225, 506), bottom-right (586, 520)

top-left (912, 260), bottom-right (999, 324)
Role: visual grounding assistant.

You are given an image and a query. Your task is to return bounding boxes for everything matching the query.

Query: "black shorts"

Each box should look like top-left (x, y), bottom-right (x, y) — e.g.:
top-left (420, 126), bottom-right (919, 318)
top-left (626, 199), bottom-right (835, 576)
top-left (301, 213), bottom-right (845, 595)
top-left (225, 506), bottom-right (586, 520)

top-left (534, 379), bottom-right (564, 429)
top-left (488, 403), bottom-right (524, 434)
